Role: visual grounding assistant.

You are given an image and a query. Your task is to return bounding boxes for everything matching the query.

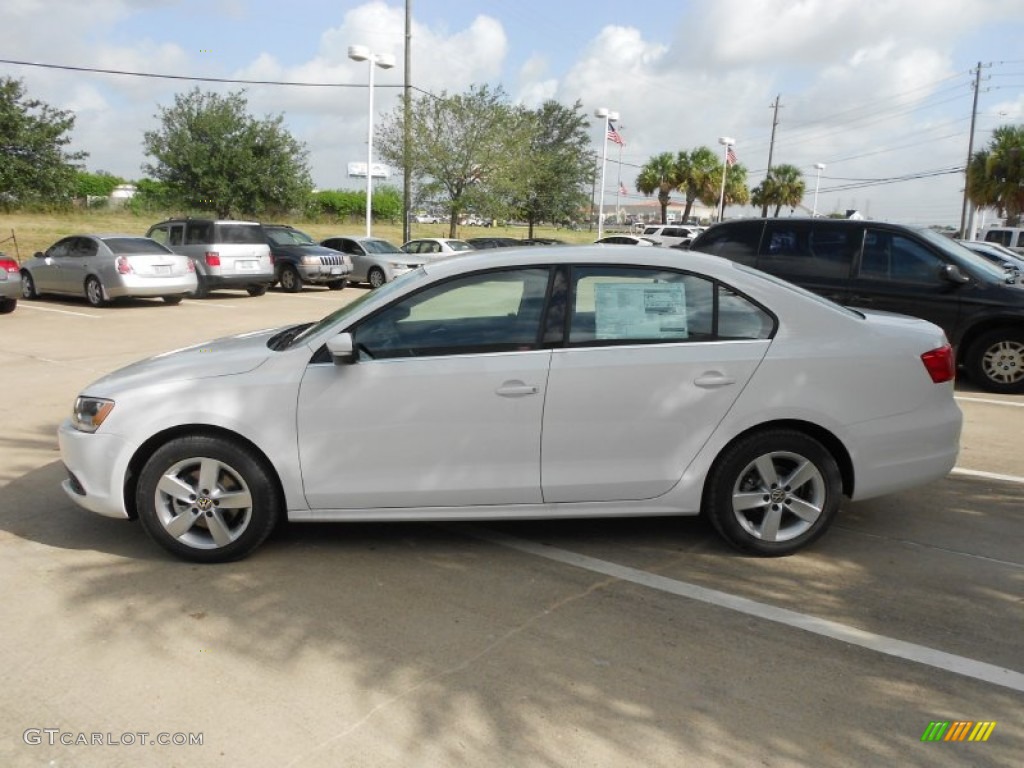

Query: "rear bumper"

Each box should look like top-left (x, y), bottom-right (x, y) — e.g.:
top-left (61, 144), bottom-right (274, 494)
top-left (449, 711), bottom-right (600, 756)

top-left (105, 274), bottom-right (197, 298)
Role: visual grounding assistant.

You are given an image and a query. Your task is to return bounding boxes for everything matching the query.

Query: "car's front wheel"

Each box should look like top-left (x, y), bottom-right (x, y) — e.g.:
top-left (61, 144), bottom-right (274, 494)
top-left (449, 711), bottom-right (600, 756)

top-left (278, 264), bottom-right (303, 293)
top-left (21, 271), bottom-right (37, 299)
top-left (966, 328), bottom-right (1024, 394)
top-left (368, 267), bottom-right (386, 289)
top-left (136, 435), bottom-right (281, 563)
top-left (705, 430), bottom-right (841, 556)
top-left (326, 279), bottom-right (346, 290)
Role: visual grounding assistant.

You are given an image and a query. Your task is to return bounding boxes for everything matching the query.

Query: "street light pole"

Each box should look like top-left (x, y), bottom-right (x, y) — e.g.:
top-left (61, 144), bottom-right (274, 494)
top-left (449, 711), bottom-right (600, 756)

top-left (349, 45), bottom-right (395, 238)
top-left (594, 107), bottom-right (618, 240)
top-left (717, 137), bottom-right (734, 223)
top-left (812, 163), bottom-right (826, 217)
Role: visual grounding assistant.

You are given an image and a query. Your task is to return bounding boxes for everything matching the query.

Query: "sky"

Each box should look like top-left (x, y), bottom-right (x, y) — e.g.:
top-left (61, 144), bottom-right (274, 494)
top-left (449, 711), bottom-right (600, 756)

top-left (2, 0), bottom-right (1024, 226)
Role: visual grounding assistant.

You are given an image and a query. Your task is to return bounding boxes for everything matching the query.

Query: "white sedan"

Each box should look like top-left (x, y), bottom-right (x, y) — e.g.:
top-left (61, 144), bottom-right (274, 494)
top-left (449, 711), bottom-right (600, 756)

top-left (58, 247), bottom-right (961, 562)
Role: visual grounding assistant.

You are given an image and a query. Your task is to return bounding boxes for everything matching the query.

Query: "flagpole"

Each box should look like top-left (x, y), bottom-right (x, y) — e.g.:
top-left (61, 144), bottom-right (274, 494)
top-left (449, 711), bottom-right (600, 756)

top-left (594, 108), bottom-right (618, 239)
top-left (717, 136), bottom-right (735, 223)
top-left (615, 141), bottom-right (623, 223)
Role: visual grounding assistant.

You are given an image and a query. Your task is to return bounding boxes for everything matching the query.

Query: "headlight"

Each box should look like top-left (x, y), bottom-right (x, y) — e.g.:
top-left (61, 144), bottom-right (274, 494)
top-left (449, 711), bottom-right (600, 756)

top-left (71, 397), bottom-right (115, 433)
top-left (301, 255), bottom-right (320, 265)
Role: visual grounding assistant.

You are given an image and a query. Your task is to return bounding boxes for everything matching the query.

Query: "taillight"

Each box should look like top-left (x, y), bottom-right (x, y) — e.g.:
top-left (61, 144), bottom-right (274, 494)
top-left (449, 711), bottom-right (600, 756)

top-left (921, 345), bottom-right (955, 383)
top-left (0, 258), bottom-right (18, 274)
top-left (186, 260), bottom-right (195, 272)
top-left (205, 251), bottom-right (221, 266)
top-left (115, 256), bottom-right (132, 275)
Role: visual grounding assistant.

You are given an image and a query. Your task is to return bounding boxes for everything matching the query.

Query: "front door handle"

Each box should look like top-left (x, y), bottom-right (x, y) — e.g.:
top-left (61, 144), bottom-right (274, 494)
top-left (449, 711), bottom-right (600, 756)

top-left (496, 380), bottom-right (539, 397)
top-left (694, 373), bottom-right (736, 389)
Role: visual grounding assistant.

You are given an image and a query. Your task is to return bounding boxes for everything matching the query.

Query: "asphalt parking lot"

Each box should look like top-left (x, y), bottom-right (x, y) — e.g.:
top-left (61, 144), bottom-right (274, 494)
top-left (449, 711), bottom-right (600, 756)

top-left (1, 288), bottom-right (1021, 767)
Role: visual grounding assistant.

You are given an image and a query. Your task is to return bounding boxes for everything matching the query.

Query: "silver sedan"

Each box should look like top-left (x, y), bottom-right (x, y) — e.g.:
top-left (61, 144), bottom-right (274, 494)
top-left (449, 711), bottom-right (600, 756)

top-left (20, 234), bottom-right (197, 307)
top-left (0, 253), bottom-right (21, 314)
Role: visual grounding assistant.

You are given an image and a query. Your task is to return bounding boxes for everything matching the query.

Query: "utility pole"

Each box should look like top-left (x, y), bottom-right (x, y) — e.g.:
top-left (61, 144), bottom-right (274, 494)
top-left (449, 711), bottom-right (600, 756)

top-left (959, 62), bottom-right (985, 239)
top-left (402, 0), bottom-right (412, 244)
top-left (760, 94), bottom-right (782, 218)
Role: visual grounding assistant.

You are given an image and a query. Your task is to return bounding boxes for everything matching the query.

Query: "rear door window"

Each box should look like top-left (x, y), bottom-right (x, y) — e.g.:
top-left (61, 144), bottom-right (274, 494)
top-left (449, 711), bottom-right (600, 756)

top-left (185, 222), bottom-right (213, 245)
top-left (693, 221), bottom-right (763, 265)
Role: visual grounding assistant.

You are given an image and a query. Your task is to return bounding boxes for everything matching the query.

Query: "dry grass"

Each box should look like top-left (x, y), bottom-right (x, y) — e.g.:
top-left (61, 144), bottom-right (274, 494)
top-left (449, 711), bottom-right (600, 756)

top-left (0, 210), bottom-right (598, 263)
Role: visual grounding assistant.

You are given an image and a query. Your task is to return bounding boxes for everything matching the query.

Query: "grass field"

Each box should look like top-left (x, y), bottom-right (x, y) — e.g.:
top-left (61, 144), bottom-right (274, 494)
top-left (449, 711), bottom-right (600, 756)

top-left (0, 210), bottom-right (600, 262)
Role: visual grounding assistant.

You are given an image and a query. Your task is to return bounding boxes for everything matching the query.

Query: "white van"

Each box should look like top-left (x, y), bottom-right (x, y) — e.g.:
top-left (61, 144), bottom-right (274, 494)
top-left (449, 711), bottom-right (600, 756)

top-left (981, 226), bottom-right (1024, 255)
top-left (641, 224), bottom-right (701, 248)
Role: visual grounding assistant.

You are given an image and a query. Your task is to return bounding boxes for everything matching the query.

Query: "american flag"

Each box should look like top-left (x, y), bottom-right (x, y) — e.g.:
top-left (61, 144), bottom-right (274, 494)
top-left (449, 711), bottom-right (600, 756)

top-left (607, 120), bottom-right (625, 146)
top-left (726, 146), bottom-right (737, 167)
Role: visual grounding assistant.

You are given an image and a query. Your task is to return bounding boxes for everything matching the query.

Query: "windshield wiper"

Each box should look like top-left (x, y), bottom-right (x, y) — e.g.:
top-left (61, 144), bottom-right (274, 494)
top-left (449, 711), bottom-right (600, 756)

top-left (267, 323), bottom-right (314, 351)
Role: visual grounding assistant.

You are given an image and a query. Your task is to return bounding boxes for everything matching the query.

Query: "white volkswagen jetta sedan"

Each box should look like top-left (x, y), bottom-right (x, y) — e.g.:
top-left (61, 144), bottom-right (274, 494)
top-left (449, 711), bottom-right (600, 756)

top-left (58, 247), bottom-right (962, 562)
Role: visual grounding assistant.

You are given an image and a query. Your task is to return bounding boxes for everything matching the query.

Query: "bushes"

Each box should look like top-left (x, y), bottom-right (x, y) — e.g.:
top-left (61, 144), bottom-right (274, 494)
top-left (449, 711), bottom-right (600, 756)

top-left (306, 185), bottom-right (404, 223)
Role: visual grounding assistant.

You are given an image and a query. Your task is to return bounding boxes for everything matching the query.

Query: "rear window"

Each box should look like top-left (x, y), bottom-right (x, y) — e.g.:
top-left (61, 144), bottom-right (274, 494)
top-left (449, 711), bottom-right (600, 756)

top-left (104, 237), bottom-right (174, 255)
top-left (214, 223), bottom-right (265, 244)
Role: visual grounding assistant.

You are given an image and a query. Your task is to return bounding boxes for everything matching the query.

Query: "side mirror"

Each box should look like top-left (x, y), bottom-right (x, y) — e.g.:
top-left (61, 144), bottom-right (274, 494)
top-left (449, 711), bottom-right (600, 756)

top-left (942, 263), bottom-right (970, 285)
top-left (326, 333), bottom-right (356, 364)
top-left (34, 251), bottom-right (44, 259)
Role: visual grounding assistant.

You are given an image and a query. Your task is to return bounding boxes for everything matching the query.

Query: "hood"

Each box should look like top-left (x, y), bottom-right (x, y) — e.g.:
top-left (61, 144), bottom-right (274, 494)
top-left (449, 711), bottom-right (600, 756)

top-left (271, 244), bottom-right (340, 258)
top-left (83, 327), bottom-right (281, 397)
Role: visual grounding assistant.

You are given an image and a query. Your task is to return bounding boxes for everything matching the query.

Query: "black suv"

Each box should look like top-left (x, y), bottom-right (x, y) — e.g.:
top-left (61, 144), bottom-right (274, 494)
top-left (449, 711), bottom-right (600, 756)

top-left (690, 218), bottom-right (1024, 393)
top-left (263, 224), bottom-right (352, 292)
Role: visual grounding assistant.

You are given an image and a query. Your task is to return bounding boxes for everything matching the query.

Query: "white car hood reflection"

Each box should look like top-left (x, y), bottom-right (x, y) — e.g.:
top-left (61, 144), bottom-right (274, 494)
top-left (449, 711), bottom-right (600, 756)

top-left (85, 328), bottom-right (281, 396)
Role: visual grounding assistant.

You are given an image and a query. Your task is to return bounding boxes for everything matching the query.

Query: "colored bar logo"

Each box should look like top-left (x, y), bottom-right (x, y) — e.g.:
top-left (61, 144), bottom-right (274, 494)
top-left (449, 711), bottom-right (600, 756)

top-left (921, 721), bottom-right (996, 742)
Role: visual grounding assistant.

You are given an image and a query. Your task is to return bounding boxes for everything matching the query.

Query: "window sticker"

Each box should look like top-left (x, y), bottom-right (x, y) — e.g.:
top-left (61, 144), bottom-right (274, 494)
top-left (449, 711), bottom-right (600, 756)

top-left (594, 283), bottom-right (688, 339)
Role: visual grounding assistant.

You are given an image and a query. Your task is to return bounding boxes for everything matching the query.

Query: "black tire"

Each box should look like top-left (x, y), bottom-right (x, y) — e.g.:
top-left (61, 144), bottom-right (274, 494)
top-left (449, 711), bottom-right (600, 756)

top-left (21, 271), bottom-right (37, 299)
top-left (0, 296), bottom-right (16, 314)
top-left (326, 279), bottom-right (346, 291)
top-left (278, 264), bottom-right (303, 293)
top-left (189, 273), bottom-right (210, 299)
top-left (965, 328), bottom-right (1024, 394)
top-left (162, 295), bottom-right (183, 305)
top-left (136, 435), bottom-right (281, 563)
top-left (368, 267), bottom-right (386, 289)
top-left (246, 284), bottom-right (269, 297)
top-left (84, 276), bottom-right (107, 307)
top-left (705, 430), bottom-right (842, 556)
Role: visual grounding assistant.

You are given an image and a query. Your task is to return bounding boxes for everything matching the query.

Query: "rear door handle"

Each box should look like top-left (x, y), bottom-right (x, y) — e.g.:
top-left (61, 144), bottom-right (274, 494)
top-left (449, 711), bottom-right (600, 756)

top-left (496, 380), bottom-right (539, 397)
top-left (694, 373), bottom-right (736, 389)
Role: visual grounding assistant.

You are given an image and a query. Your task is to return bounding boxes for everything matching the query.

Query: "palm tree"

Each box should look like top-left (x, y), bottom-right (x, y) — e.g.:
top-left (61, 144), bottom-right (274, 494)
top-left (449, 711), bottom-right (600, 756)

top-left (635, 152), bottom-right (677, 223)
top-left (982, 125), bottom-right (1024, 225)
top-left (751, 164), bottom-right (805, 217)
top-left (674, 147), bottom-right (721, 224)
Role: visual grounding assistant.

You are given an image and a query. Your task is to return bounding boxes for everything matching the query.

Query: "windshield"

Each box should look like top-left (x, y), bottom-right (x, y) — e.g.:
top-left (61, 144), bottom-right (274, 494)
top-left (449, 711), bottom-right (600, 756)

top-left (286, 267), bottom-right (426, 348)
top-left (915, 228), bottom-right (1010, 282)
top-left (362, 238), bottom-right (404, 254)
top-left (266, 228), bottom-right (317, 246)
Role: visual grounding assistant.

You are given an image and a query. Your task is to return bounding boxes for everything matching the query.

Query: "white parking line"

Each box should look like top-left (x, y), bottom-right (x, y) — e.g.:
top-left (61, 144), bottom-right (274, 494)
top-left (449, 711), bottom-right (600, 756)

top-left (951, 467), bottom-right (1024, 485)
top-left (18, 304), bottom-right (101, 319)
top-left (467, 528), bottom-right (1024, 694)
top-left (955, 395), bottom-right (1024, 408)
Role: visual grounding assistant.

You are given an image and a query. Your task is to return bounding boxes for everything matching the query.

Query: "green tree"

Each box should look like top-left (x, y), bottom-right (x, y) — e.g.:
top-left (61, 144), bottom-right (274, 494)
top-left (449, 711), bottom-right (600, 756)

top-left (750, 164), bottom-right (804, 217)
top-left (376, 84), bottom-right (520, 237)
top-left (636, 152), bottom-right (678, 224)
top-left (143, 88), bottom-right (312, 218)
top-left (674, 147), bottom-right (721, 224)
top-left (501, 100), bottom-right (593, 237)
top-left (74, 170), bottom-right (124, 198)
top-left (0, 77), bottom-right (86, 209)
top-left (701, 162), bottom-right (750, 219)
top-left (970, 125), bottom-right (1024, 225)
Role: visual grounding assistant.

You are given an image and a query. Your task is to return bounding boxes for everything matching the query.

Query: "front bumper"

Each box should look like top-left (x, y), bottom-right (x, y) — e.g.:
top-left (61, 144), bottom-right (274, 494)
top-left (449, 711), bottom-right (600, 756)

top-left (57, 419), bottom-right (133, 518)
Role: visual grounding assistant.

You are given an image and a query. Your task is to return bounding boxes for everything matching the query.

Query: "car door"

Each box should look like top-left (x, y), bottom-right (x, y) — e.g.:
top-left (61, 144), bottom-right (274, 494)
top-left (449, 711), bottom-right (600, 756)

top-left (326, 238), bottom-right (368, 282)
top-left (56, 237), bottom-right (97, 294)
top-left (297, 267), bottom-right (554, 510)
top-left (33, 238), bottom-right (73, 293)
top-left (541, 266), bottom-right (774, 503)
top-left (847, 227), bottom-right (962, 335)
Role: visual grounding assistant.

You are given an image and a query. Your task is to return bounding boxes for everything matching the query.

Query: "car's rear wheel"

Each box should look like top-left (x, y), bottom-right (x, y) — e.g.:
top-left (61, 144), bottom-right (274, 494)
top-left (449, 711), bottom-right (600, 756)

top-left (279, 265), bottom-right (302, 293)
top-left (368, 267), bottom-right (386, 289)
top-left (966, 328), bottom-right (1024, 394)
top-left (705, 430), bottom-right (841, 556)
top-left (246, 284), bottom-right (269, 297)
top-left (327, 279), bottom-right (346, 290)
top-left (0, 297), bottom-right (16, 314)
top-left (84, 276), bottom-right (107, 307)
top-left (189, 274), bottom-right (210, 299)
top-left (136, 435), bottom-right (281, 563)
top-left (162, 295), bottom-right (183, 305)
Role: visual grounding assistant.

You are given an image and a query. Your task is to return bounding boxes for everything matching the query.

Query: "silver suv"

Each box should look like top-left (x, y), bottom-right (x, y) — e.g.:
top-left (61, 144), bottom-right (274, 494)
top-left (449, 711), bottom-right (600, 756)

top-left (147, 219), bottom-right (275, 298)
top-left (641, 224), bottom-right (701, 248)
